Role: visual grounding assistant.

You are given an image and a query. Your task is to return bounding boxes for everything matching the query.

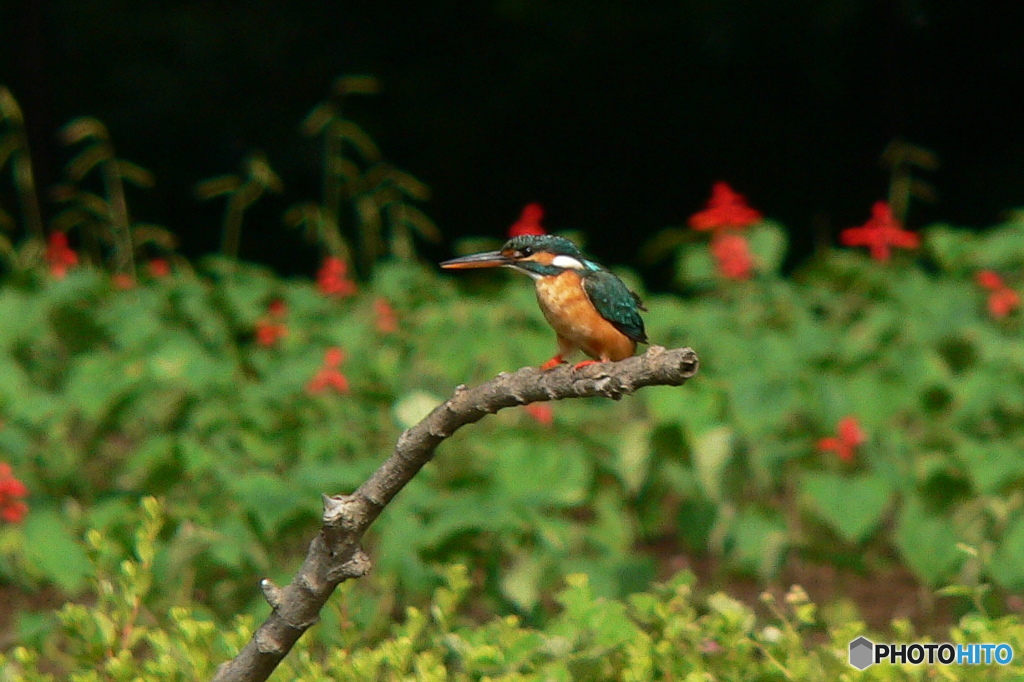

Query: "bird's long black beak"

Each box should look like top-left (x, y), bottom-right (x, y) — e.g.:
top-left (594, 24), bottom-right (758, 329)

top-left (439, 250), bottom-right (511, 269)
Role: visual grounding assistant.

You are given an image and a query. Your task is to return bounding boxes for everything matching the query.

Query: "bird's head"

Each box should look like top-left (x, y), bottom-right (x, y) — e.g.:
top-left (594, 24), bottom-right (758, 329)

top-left (440, 235), bottom-right (594, 279)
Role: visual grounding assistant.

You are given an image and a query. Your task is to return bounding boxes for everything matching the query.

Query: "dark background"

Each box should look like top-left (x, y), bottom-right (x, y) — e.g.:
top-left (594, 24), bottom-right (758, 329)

top-left (2, 1), bottom-right (1022, 276)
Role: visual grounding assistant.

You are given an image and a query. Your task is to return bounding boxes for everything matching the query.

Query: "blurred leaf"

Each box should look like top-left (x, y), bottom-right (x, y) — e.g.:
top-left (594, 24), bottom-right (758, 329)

top-left (65, 353), bottom-right (138, 421)
top-left (195, 175), bottom-right (242, 199)
top-left (131, 223), bottom-right (177, 250)
top-left (327, 156), bottom-right (362, 183)
top-left (800, 473), bottom-right (893, 543)
top-left (553, 574), bottom-right (639, 650)
top-left (0, 86), bottom-right (25, 122)
top-left (493, 439), bottom-right (591, 507)
top-left (401, 205), bottom-right (442, 242)
top-left (301, 102), bottom-right (335, 136)
top-left (728, 508), bottom-right (788, 578)
top-left (989, 514), bottom-right (1024, 590)
top-left (60, 117), bottom-right (109, 145)
top-left (612, 422), bottom-right (651, 494)
top-left (65, 144), bottom-right (108, 182)
top-left (0, 135), bottom-right (18, 170)
top-left (334, 75), bottom-right (381, 96)
top-left (228, 472), bottom-right (298, 536)
top-left (746, 221), bottom-right (787, 274)
top-left (23, 507), bottom-right (92, 593)
top-left (676, 245), bottom-right (716, 287)
top-left (386, 167), bottom-right (431, 201)
top-left (691, 426), bottom-right (732, 503)
top-left (956, 441), bottom-right (1024, 495)
top-left (330, 120), bottom-right (380, 161)
top-left (676, 498), bottom-right (718, 551)
top-left (393, 391), bottom-right (443, 429)
top-left (113, 160), bottom-right (155, 188)
top-left (501, 552), bottom-right (543, 612)
top-left (148, 334), bottom-right (232, 391)
top-left (894, 496), bottom-right (963, 587)
top-left (245, 152), bottom-right (282, 192)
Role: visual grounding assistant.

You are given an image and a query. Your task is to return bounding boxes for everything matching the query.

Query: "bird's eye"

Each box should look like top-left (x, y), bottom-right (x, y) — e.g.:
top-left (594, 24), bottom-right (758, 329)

top-left (519, 247), bottom-right (533, 257)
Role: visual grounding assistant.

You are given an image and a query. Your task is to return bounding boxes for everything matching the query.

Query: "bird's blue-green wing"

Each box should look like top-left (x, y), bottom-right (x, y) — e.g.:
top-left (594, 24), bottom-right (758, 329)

top-left (582, 269), bottom-right (648, 343)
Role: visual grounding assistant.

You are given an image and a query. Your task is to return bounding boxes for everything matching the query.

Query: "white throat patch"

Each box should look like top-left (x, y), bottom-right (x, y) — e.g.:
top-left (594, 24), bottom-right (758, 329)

top-left (551, 254), bottom-right (585, 270)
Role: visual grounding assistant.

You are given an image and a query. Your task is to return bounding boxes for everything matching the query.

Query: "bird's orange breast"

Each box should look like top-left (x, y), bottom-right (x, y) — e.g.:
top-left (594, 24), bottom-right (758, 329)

top-left (534, 271), bottom-right (636, 361)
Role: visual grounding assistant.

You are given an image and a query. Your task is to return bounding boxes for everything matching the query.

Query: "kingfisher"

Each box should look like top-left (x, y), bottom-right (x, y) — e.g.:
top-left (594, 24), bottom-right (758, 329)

top-left (440, 235), bottom-right (647, 369)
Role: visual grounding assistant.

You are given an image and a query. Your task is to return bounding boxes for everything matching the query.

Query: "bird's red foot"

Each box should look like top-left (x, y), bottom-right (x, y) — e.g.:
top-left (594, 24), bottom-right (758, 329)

top-left (540, 355), bottom-right (565, 371)
top-left (572, 359), bottom-right (602, 370)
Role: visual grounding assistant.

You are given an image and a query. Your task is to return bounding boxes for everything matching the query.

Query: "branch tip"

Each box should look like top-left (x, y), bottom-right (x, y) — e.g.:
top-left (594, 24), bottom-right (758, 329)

top-left (322, 493), bottom-right (344, 514)
top-left (260, 579), bottom-right (284, 609)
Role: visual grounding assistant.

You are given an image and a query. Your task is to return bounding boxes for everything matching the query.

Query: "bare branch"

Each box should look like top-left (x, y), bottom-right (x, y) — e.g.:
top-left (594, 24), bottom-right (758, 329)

top-left (213, 345), bottom-right (699, 682)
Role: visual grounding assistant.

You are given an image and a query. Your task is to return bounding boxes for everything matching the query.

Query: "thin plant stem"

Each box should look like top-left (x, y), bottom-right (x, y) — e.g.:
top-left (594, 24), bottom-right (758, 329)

top-left (101, 155), bottom-right (136, 277)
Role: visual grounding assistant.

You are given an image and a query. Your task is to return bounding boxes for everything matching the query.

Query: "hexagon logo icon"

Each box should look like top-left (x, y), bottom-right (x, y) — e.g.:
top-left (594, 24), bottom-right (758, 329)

top-left (849, 636), bottom-right (874, 670)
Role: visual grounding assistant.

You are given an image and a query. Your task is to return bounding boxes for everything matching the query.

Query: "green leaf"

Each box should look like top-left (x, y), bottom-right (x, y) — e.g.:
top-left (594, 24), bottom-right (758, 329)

top-left (746, 221), bottom-right (787, 274)
top-left (148, 333), bottom-right (232, 391)
top-left (956, 441), bottom-right (1024, 495)
top-left (228, 472), bottom-right (300, 536)
top-left (894, 496), bottom-right (963, 586)
top-left (676, 245), bottom-right (716, 287)
top-left (691, 426), bottom-right (733, 502)
top-left (23, 507), bottom-right (92, 593)
top-left (493, 439), bottom-right (591, 507)
top-left (393, 391), bottom-right (443, 429)
top-left (728, 508), bottom-right (788, 578)
top-left (612, 422), bottom-right (651, 494)
top-left (0, 290), bottom-right (46, 349)
top-left (500, 553), bottom-right (544, 612)
top-left (553, 573), bottom-right (639, 650)
top-left (800, 472), bottom-right (893, 543)
top-left (990, 515), bottom-right (1024, 590)
top-left (64, 353), bottom-right (137, 421)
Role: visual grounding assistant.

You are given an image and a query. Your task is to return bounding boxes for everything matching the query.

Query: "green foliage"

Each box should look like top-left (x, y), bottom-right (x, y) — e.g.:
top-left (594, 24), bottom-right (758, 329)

top-left (287, 75), bottom-right (440, 275)
top-left (0, 87), bottom-right (44, 247)
top-left (196, 152), bottom-right (283, 261)
top-left (4, 502), bottom-right (1023, 680)
top-left (4, 215), bottom-right (1024, 647)
top-left (648, 213), bottom-right (1024, 593)
top-left (54, 117), bottom-right (161, 276)
top-left (4, 79), bottom-right (1024, 677)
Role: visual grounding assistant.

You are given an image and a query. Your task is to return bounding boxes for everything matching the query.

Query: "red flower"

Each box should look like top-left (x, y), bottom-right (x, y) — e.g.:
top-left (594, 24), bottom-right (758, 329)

top-left (989, 289), bottom-right (1021, 318)
top-left (148, 258), bottom-right (171, 278)
top-left (976, 270), bottom-right (1005, 291)
top-left (508, 203), bottom-right (547, 237)
top-left (317, 257), bottom-right (357, 297)
top-left (255, 299), bottom-right (288, 347)
top-left (374, 298), bottom-right (399, 334)
top-left (524, 403), bottom-right (554, 426)
top-left (112, 273), bottom-right (135, 290)
top-left (710, 233), bottom-right (754, 280)
top-left (689, 182), bottom-right (763, 232)
top-left (817, 416), bottom-right (865, 463)
top-left (307, 347), bottom-right (350, 394)
top-left (840, 202), bottom-right (920, 261)
top-left (45, 232), bottom-right (79, 279)
top-left (976, 270), bottom-right (1020, 318)
top-left (0, 462), bottom-right (29, 524)
top-left (267, 298), bottom-right (287, 317)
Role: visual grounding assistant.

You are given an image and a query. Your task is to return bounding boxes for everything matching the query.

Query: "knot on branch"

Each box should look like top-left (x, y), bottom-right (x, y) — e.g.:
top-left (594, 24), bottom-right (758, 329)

top-left (326, 547), bottom-right (372, 582)
top-left (322, 493), bottom-right (372, 531)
